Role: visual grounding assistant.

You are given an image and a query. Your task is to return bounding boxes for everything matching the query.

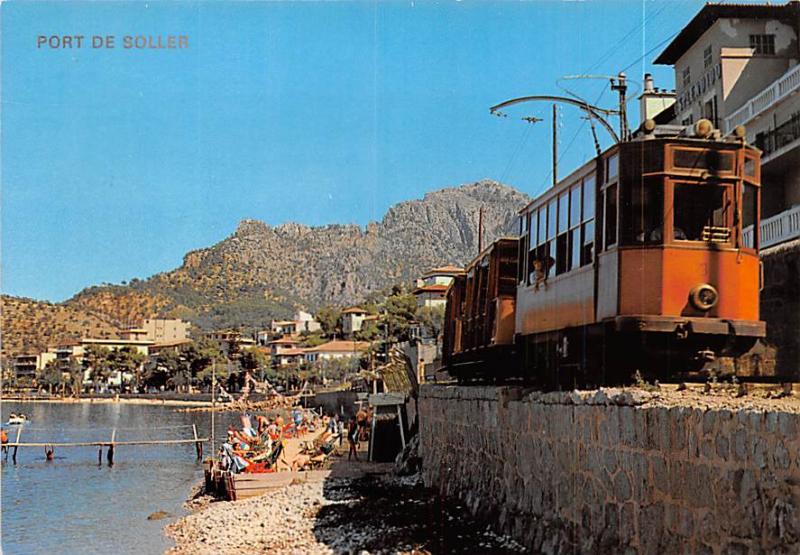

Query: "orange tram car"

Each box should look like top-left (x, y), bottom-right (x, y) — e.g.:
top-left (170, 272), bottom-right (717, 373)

top-left (443, 121), bottom-right (766, 388)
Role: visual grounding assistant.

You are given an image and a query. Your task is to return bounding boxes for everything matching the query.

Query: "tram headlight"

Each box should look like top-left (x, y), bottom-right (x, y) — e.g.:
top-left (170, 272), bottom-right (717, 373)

top-left (689, 283), bottom-right (719, 311)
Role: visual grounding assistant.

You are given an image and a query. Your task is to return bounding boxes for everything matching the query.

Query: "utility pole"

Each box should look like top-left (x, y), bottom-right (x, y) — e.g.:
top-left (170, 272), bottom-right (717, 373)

top-left (611, 72), bottom-right (628, 142)
top-left (552, 104), bottom-right (558, 186)
top-left (478, 206), bottom-right (484, 254)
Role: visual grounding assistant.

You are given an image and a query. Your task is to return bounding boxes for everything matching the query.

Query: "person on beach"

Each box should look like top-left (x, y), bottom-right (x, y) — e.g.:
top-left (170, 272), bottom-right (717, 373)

top-left (338, 418), bottom-right (345, 446)
top-left (44, 444), bottom-right (54, 461)
top-left (356, 407), bottom-right (368, 441)
top-left (347, 417), bottom-right (359, 461)
top-left (1, 428), bottom-right (8, 456)
top-left (326, 414), bottom-right (337, 434)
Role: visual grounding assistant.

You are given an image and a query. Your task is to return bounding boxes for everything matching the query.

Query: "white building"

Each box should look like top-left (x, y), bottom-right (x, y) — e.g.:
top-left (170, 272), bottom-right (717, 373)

top-left (412, 265), bottom-right (464, 309)
top-left (270, 310), bottom-right (322, 337)
top-left (141, 318), bottom-right (190, 342)
top-left (12, 351), bottom-right (56, 380)
top-left (654, 1), bottom-right (800, 247)
top-left (342, 307), bottom-right (369, 336)
top-left (303, 340), bottom-right (370, 364)
top-left (268, 337), bottom-right (304, 367)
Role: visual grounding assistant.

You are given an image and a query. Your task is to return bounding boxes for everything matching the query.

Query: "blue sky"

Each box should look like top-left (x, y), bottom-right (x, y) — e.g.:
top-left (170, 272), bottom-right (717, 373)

top-left (2, 0), bottom-right (709, 302)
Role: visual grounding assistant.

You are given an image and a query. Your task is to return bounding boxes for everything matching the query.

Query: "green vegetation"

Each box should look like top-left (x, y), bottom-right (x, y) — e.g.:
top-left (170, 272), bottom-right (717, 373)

top-left (416, 305), bottom-right (445, 339)
top-left (315, 306), bottom-right (342, 337)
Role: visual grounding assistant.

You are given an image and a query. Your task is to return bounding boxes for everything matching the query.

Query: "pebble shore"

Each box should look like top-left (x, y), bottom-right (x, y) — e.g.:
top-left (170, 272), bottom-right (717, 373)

top-left (166, 467), bottom-right (526, 554)
top-left (167, 478), bottom-right (339, 554)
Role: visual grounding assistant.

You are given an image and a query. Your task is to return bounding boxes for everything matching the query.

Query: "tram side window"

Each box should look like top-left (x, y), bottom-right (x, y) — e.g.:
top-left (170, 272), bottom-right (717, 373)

top-left (603, 184), bottom-right (618, 249)
top-left (743, 184), bottom-right (757, 230)
top-left (547, 200), bottom-right (557, 277)
top-left (556, 191), bottom-right (569, 275)
top-left (499, 253), bottom-right (517, 296)
top-left (622, 180), bottom-right (664, 244)
top-left (673, 184), bottom-right (731, 242)
top-left (606, 154), bottom-right (619, 182)
top-left (526, 210), bottom-right (537, 285)
top-left (569, 184), bottom-right (581, 270)
top-left (529, 206), bottom-right (547, 286)
top-left (518, 215), bottom-right (529, 284)
top-left (581, 174), bottom-right (595, 266)
top-left (581, 221), bottom-right (595, 265)
top-left (743, 184), bottom-right (758, 248)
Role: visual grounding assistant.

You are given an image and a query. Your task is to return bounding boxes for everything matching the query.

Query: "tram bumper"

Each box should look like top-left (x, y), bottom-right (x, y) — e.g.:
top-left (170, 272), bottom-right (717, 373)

top-left (611, 316), bottom-right (766, 338)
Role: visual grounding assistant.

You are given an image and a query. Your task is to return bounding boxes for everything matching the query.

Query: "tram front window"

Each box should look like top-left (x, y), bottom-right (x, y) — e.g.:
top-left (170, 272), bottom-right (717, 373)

top-left (622, 179), bottom-right (664, 245)
top-left (673, 183), bottom-right (731, 243)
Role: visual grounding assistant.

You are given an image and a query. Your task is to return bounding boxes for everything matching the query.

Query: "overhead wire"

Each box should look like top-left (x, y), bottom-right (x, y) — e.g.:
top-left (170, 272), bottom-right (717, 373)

top-left (499, 122), bottom-right (535, 185)
top-left (539, 0), bottom-right (698, 181)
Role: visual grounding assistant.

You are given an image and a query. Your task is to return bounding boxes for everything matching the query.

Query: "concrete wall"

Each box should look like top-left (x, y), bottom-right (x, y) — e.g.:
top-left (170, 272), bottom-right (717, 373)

top-left (308, 390), bottom-right (360, 417)
top-left (419, 385), bottom-right (800, 554)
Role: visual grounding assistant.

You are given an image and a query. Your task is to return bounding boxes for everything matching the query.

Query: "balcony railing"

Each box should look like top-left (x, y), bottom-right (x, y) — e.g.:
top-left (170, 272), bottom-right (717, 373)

top-left (743, 204), bottom-right (800, 249)
top-left (725, 64), bottom-right (800, 132)
top-left (754, 113), bottom-right (800, 159)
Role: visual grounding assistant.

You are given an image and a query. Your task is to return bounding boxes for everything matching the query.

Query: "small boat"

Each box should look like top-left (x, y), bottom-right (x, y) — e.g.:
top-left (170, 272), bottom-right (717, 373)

top-left (7, 413), bottom-right (29, 425)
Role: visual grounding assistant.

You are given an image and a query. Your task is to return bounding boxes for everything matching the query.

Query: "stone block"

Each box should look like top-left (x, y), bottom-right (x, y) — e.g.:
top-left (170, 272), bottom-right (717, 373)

top-left (604, 448), bottom-right (619, 475)
top-left (677, 507), bottom-right (694, 538)
top-left (638, 503), bottom-right (665, 554)
top-left (614, 471), bottom-right (633, 502)
top-left (651, 455), bottom-right (669, 494)
top-left (619, 501), bottom-right (636, 545)
top-left (765, 412), bottom-right (779, 433)
top-left (732, 429), bottom-right (748, 462)
top-left (620, 407), bottom-right (636, 447)
top-left (685, 463), bottom-right (713, 509)
top-left (751, 437), bottom-right (768, 469)
top-left (778, 413), bottom-right (798, 438)
top-left (670, 407), bottom-right (688, 452)
top-left (773, 441), bottom-right (791, 470)
top-left (703, 410), bottom-right (716, 435)
top-left (715, 434), bottom-right (730, 461)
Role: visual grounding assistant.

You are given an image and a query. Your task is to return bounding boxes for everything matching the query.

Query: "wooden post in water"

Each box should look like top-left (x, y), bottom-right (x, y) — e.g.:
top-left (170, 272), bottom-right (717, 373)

top-left (192, 424), bottom-right (202, 460)
top-left (107, 428), bottom-right (116, 466)
top-left (12, 426), bottom-right (22, 464)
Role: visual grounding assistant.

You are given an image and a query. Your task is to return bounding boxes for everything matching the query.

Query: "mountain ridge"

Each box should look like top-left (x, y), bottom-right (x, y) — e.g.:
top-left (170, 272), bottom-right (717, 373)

top-left (2, 179), bottom-right (529, 356)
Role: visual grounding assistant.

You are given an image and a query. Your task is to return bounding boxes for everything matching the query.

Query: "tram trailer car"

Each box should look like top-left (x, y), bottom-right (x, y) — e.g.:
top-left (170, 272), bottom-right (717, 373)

top-left (444, 121), bottom-right (766, 387)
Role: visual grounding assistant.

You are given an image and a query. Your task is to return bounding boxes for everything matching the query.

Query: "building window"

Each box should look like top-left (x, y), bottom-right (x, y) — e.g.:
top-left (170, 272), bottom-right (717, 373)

top-left (750, 34), bottom-right (775, 55)
top-left (682, 67), bottom-right (691, 87)
top-left (703, 45), bottom-right (713, 68)
top-left (704, 97), bottom-right (717, 128)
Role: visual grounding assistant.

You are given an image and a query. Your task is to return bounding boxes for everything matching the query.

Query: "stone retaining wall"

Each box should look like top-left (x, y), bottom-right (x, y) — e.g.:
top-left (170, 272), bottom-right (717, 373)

top-left (419, 385), bottom-right (800, 554)
top-left (760, 239), bottom-right (800, 378)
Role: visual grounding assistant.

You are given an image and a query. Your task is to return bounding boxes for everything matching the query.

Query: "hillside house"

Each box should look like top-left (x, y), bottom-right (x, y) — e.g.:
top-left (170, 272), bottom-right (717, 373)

top-left (342, 307), bottom-right (369, 336)
top-left (412, 265), bottom-right (464, 309)
top-left (268, 336), bottom-right (305, 367)
top-left (271, 311), bottom-right (322, 336)
top-left (205, 330), bottom-right (256, 356)
top-left (303, 340), bottom-right (370, 364)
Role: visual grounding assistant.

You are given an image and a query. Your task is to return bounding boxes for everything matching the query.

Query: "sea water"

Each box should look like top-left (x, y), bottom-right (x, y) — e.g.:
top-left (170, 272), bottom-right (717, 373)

top-left (1, 401), bottom-right (241, 554)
